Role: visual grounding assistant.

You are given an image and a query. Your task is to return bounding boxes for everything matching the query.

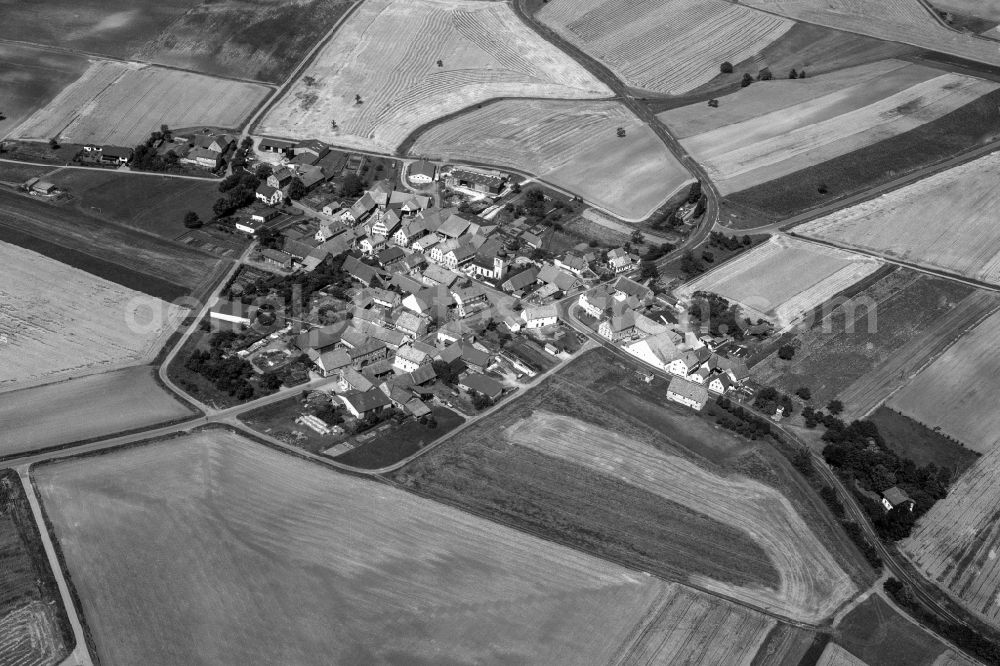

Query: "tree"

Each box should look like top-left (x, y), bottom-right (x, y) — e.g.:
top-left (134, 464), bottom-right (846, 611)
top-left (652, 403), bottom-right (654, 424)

top-left (330, 119), bottom-right (338, 130)
top-left (777, 344), bottom-right (795, 360)
top-left (48, 137), bottom-right (60, 150)
top-left (355, 94), bottom-right (363, 104)
top-left (686, 180), bottom-right (702, 204)
top-left (757, 67), bottom-right (773, 81)
top-left (639, 261), bottom-right (659, 281)
top-left (630, 229), bottom-right (644, 245)
top-left (707, 98), bottom-right (719, 108)
top-left (799, 70), bottom-right (806, 78)
top-left (720, 61), bottom-right (734, 73)
top-left (827, 399), bottom-right (844, 415)
top-left (436, 59), bottom-right (443, 67)
top-left (183, 211), bottom-right (202, 229)
top-left (255, 163), bottom-right (273, 180)
top-left (795, 387), bottom-right (812, 401)
top-left (287, 177), bottom-right (307, 201)
top-left (616, 127), bottom-right (626, 137)
top-left (340, 173), bottom-right (364, 198)
top-left (742, 234), bottom-right (751, 246)
top-left (789, 68), bottom-right (798, 79)
top-left (740, 73), bottom-right (754, 88)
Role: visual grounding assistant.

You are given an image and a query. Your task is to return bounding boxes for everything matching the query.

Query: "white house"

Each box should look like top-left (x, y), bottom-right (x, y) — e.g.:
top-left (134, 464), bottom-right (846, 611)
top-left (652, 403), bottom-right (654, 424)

top-left (707, 374), bottom-right (733, 395)
top-left (521, 304), bottom-right (558, 329)
top-left (578, 286), bottom-right (613, 319)
top-left (393, 345), bottom-right (430, 373)
top-left (623, 332), bottom-right (678, 371)
top-left (255, 184), bottom-right (283, 206)
top-left (607, 247), bottom-right (635, 273)
top-left (666, 376), bottom-right (709, 411)
top-left (408, 160), bottom-right (436, 184)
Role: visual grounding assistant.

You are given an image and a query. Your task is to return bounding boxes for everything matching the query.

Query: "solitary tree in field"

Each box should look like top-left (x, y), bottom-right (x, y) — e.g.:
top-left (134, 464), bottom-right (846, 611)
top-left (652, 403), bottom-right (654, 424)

top-left (355, 94), bottom-right (363, 105)
top-left (789, 68), bottom-right (798, 79)
top-left (330, 119), bottom-right (338, 130)
top-left (616, 127), bottom-right (626, 137)
top-left (48, 137), bottom-right (60, 150)
top-left (777, 344), bottom-right (795, 360)
top-left (740, 73), bottom-right (753, 88)
top-left (742, 234), bottom-right (751, 246)
top-left (827, 399), bottom-right (844, 415)
top-left (183, 211), bottom-right (201, 229)
top-left (437, 59), bottom-right (443, 67)
top-left (707, 98), bottom-right (719, 108)
top-left (720, 61), bottom-right (734, 73)
top-left (757, 68), bottom-right (773, 81)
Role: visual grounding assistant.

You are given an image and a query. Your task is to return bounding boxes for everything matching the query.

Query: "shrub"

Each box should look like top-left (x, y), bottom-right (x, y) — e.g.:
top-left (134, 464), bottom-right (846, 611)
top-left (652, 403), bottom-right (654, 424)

top-left (741, 73), bottom-right (754, 88)
top-left (720, 61), bottom-right (734, 73)
top-left (795, 387), bottom-right (812, 401)
top-left (777, 344), bottom-right (795, 360)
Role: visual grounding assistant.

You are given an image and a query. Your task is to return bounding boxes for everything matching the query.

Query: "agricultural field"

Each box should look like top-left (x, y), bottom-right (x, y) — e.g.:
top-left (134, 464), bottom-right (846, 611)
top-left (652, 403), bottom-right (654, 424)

top-left (0, 43), bottom-right (90, 140)
top-left (749, 624), bottom-right (820, 666)
top-left (676, 236), bottom-right (883, 329)
top-left (816, 643), bottom-right (867, 666)
top-left (741, 0), bottom-right (1000, 67)
top-left (932, 0), bottom-right (1000, 21)
top-left (0, 368), bottom-right (192, 458)
top-left (904, 444), bottom-right (1000, 629)
top-left (257, 0), bottom-right (610, 153)
top-left (887, 309), bottom-right (1000, 453)
top-left (750, 268), bottom-right (993, 413)
top-left (410, 99), bottom-right (692, 221)
top-left (794, 152), bottom-right (1000, 284)
top-left (12, 61), bottom-right (270, 147)
top-left (660, 61), bottom-right (998, 194)
top-left (869, 407), bottom-right (981, 477)
top-left (34, 429), bottom-right (776, 665)
top-left (0, 188), bottom-right (226, 300)
top-left (131, 0), bottom-right (355, 82)
top-left (46, 169), bottom-right (226, 240)
top-left (0, 242), bottom-right (184, 394)
top-left (394, 349), bottom-right (862, 624)
top-left (0, 469), bottom-right (71, 666)
top-left (836, 595), bottom-right (972, 666)
top-left (536, 0), bottom-right (793, 94)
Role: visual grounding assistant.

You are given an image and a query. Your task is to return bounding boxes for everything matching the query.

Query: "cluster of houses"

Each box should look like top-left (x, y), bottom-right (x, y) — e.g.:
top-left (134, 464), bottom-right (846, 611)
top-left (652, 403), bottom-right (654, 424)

top-left (78, 144), bottom-right (134, 166)
top-left (576, 279), bottom-right (750, 411)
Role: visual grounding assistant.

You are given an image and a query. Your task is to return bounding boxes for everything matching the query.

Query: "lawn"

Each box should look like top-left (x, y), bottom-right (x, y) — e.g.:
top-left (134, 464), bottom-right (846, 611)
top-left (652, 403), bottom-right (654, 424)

top-left (726, 86), bottom-right (1000, 221)
top-left (869, 407), bottom-right (980, 477)
top-left (333, 406), bottom-right (464, 469)
top-left (0, 43), bottom-right (90, 140)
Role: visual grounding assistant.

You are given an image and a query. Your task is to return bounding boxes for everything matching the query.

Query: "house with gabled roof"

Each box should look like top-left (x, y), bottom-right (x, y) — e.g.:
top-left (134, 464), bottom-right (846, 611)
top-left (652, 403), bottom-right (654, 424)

top-left (666, 376), bottom-right (708, 411)
top-left (707, 374), bottom-right (733, 395)
top-left (881, 487), bottom-right (915, 512)
top-left (607, 247), bottom-right (636, 273)
top-left (339, 366), bottom-right (374, 393)
top-left (522, 304), bottom-right (558, 329)
top-left (393, 344), bottom-right (431, 372)
top-left (340, 388), bottom-right (392, 419)
top-left (444, 243), bottom-right (477, 270)
top-left (502, 266), bottom-right (539, 293)
top-left (306, 348), bottom-right (352, 377)
top-left (394, 216), bottom-right (431, 247)
top-left (408, 160), bottom-right (436, 184)
top-left (437, 213), bottom-right (474, 239)
top-left (598, 311), bottom-right (636, 342)
top-left (255, 184), bottom-right (283, 206)
top-left (393, 311), bottom-right (427, 339)
top-left (623, 332), bottom-right (678, 370)
top-left (459, 373), bottom-right (503, 403)
top-left (613, 277), bottom-right (652, 303)
top-left (343, 192), bottom-right (377, 225)
top-left (451, 284), bottom-right (488, 317)
top-left (342, 255), bottom-right (382, 286)
top-left (411, 233), bottom-right (442, 254)
top-left (537, 265), bottom-right (579, 293)
top-left (422, 264), bottom-right (459, 288)
top-left (554, 253), bottom-right (589, 278)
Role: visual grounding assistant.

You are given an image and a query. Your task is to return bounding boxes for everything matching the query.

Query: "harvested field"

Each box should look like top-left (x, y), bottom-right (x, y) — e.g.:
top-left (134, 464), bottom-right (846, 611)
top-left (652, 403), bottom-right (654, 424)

top-left (0, 242), bottom-right (184, 393)
top-left (887, 309), bottom-right (1000, 453)
top-left (817, 643), bottom-right (868, 666)
top-left (750, 624), bottom-right (820, 666)
top-left (504, 413), bottom-right (855, 622)
top-left (742, 0), bottom-right (1000, 67)
top-left (0, 43), bottom-right (90, 141)
top-left (410, 99), bottom-right (691, 221)
top-left (0, 188), bottom-right (225, 300)
top-left (676, 236), bottom-right (883, 329)
top-left (257, 0), bottom-right (610, 152)
top-left (667, 64), bottom-right (998, 194)
top-left (13, 61), bottom-right (269, 147)
top-left (47, 169), bottom-right (226, 240)
top-left (836, 595), bottom-right (968, 666)
top-left (132, 0), bottom-right (354, 82)
top-left (34, 429), bottom-right (774, 665)
top-left (537, 0), bottom-right (793, 94)
top-left (0, 368), bottom-right (192, 457)
top-left (795, 152), bottom-right (1000, 284)
top-left (907, 449), bottom-right (1000, 625)
top-left (932, 0), bottom-right (1000, 21)
top-left (749, 268), bottom-right (992, 413)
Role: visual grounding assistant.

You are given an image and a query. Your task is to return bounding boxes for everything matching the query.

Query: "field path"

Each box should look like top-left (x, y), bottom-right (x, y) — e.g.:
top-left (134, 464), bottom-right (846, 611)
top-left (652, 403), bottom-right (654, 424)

top-left (16, 467), bottom-right (93, 666)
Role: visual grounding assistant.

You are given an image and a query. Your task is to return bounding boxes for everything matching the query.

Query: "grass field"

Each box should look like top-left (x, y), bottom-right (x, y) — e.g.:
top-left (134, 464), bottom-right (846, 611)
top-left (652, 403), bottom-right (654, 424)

top-left (750, 268), bottom-right (986, 411)
top-left (0, 242), bottom-right (184, 393)
top-left (836, 595), bottom-right (970, 666)
top-left (0, 188), bottom-right (225, 300)
top-left (394, 349), bottom-right (858, 623)
top-left (257, 0), bottom-right (610, 152)
top-left (132, 0), bottom-right (354, 82)
top-left (742, 0), bottom-right (1000, 66)
top-left (34, 429), bottom-right (775, 665)
top-left (727, 85), bottom-right (1000, 221)
top-left (0, 43), bottom-right (90, 141)
top-left (0, 470), bottom-right (71, 666)
top-left (662, 62), bottom-right (997, 194)
top-left (816, 643), bottom-right (867, 666)
top-left (0, 162), bottom-right (52, 185)
top-left (887, 309), bottom-right (1000, 453)
top-left (13, 61), bottom-right (270, 147)
top-left (794, 151), bottom-right (1000, 284)
top-left (0, 367), bottom-right (192, 457)
top-left (869, 407), bottom-right (980, 476)
top-left (333, 407), bottom-right (465, 469)
top-left (410, 99), bottom-right (691, 221)
top-left (905, 444), bottom-right (1000, 629)
top-left (47, 169), bottom-right (224, 240)
top-left (537, 0), bottom-right (793, 94)
top-left (676, 236), bottom-right (882, 329)
top-left (933, 0), bottom-right (1000, 21)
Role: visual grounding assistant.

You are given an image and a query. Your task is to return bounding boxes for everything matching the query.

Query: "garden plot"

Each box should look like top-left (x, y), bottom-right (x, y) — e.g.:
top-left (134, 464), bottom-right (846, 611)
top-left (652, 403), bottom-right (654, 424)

top-left (887, 309), bottom-right (1000, 453)
top-left (742, 0), bottom-right (1000, 66)
top-left (410, 99), bottom-right (692, 221)
top-left (672, 66), bottom-right (997, 194)
top-left (0, 241), bottom-right (183, 393)
top-left (796, 152), bottom-right (1000, 284)
top-left (13, 60), bottom-right (270, 146)
top-left (34, 429), bottom-right (775, 665)
top-left (538, 0), bottom-right (793, 94)
top-left (676, 236), bottom-right (882, 329)
top-left (505, 412), bottom-right (856, 623)
top-left (905, 443), bottom-right (1000, 630)
top-left (257, 0), bottom-right (610, 153)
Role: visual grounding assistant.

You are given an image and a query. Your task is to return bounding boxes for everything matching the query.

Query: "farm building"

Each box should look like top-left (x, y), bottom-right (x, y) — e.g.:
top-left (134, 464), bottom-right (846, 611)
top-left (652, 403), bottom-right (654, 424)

top-left (306, 348), bottom-right (352, 377)
top-left (599, 312), bottom-right (636, 342)
top-left (31, 180), bottom-right (58, 195)
top-left (607, 247), bottom-right (637, 273)
top-left (522, 304), bottom-right (559, 328)
top-left (260, 249), bottom-right (293, 270)
top-left (340, 388), bottom-right (392, 419)
top-left (623, 332), bottom-right (678, 371)
top-left (666, 376), bottom-right (709, 411)
top-left (210, 300), bottom-right (254, 326)
top-left (258, 138), bottom-right (295, 155)
top-left (445, 168), bottom-right (507, 195)
top-left (408, 160), bottom-right (436, 184)
top-left (882, 487), bottom-right (915, 512)
top-left (255, 184), bottom-right (283, 206)
top-left (459, 373), bottom-right (504, 403)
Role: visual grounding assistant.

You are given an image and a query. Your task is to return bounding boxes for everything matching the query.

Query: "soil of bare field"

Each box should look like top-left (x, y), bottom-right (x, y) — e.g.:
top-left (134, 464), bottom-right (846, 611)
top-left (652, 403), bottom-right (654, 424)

top-left (34, 429), bottom-right (774, 665)
top-left (0, 470), bottom-right (72, 665)
top-left (0, 44), bottom-right (90, 140)
top-left (0, 188), bottom-right (225, 301)
top-left (726, 86), bottom-right (1000, 222)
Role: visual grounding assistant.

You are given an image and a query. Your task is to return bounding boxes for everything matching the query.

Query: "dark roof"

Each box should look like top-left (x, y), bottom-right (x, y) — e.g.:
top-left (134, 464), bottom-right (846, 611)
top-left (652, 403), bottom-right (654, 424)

top-left (342, 388), bottom-right (392, 413)
top-left (259, 137), bottom-right (295, 150)
top-left (100, 145), bottom-right (133, 158)
top-left (377, 246), bottom-right (406, 265)
top-left (409, 160), bottom-right (436, 179)
top-left (461, 373), bottom-right (503, 398)
top-left (883, 486), bottom-right (913, 507)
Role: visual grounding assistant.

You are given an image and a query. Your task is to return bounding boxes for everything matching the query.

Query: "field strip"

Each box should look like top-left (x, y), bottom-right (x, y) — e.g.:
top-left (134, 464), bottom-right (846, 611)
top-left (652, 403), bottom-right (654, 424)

top-left (504, 412), bottom-right (856, 622)
top-left (816, 643), bottom-right (869, 666)
top-left (838, 290), bottom-right (1000, 419)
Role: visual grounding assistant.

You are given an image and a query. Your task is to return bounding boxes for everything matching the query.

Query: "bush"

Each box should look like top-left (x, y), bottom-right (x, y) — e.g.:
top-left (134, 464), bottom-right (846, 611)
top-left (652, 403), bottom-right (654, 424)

top-left (183, 211), bottom-right (201, 229)
top-left (777, 344), bottom-right (795, 360)
top-left (741, 73), bottom-right (754, 88)
top-left (827, 400), bottom-right (844, 415)
top-left (720, 61), bottom-right (734, 73)
top-left (795, 387), bottom-right (812, 401)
